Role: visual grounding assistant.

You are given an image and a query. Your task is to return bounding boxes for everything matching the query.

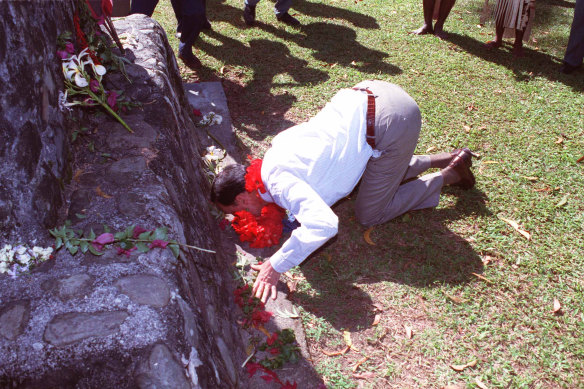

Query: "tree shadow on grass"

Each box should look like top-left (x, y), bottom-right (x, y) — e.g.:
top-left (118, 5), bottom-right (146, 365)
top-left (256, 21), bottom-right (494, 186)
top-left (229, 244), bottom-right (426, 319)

top-left (444, 32), bottom-right (584, 92)
top-left (260, 21), bottom-right (402, 76)
top-left (291, 0), bottom-right (380, 29)
top-left (197, 30), bottom-right (329, 140)
top-left (292, 188), bottom-right (490, 332)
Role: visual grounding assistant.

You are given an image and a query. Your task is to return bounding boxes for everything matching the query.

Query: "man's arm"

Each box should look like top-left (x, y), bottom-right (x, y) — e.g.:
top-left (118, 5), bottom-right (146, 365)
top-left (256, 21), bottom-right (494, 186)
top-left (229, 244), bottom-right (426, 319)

top-left (252, 176), bottom-right (338, 302)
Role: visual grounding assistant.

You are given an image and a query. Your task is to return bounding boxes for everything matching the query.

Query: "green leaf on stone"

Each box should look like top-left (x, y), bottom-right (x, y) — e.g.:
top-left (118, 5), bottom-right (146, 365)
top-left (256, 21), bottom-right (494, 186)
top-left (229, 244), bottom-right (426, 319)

top-left (88, 244), bottom-right (104, 256)
top-left (65, 220), bottom-right (72, 226)
top-left (138, 231), bottom-right (152, 241)
top-left (68, 245), bottom-right (78, 255)
top-left (126, 225), bottom-right (136, 238)
top-left (80, 240), bottom-right (89, 253)
top-left (75, 213), bottom-right (87, 219)
top-left (153, 227), bottom-right (168, 241)
top-left (88, 229), bottom-right (96, 240)
top-left (136, 242), bottom-right (150, 253)
top-left (114, 231), bottom-right (127, 240)
top-left (55, 237), bottom-right (63, 250)
top-left (169, 243), bottom-right (180, 259)
top-left (103, 225), bottom-right (111, 233)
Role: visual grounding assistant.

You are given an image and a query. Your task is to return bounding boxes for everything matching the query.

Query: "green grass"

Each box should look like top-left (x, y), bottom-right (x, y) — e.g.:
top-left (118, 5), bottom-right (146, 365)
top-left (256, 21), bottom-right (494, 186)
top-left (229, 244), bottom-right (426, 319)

top-left (149, 0), bottom-right (584, 386)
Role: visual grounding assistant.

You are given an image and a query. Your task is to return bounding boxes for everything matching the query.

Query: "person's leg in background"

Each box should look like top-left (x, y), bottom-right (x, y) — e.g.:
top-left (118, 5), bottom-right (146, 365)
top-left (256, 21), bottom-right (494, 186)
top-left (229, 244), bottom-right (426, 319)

top-left (274, 0), bottom-right (300, 26)
top-left (130, 0), bottom-right (159, 16)
top-left (178, 0), bottom-right (206, 69)
top-left (561, 0), bottom-right (584, 74)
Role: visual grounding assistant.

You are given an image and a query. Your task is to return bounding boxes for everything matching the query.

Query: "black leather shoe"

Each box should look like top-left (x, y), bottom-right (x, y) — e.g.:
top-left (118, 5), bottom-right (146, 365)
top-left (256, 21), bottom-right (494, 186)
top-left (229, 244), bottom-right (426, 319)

top-left (277, 12), bottom-right (300, 26)
top-left (450, 147), bottom-right (479, 168)
top-left (560, 62), bottom-right (581, 74)
top-left (179, 53), bottom-right (202, 70)
top-left (243, 5), bottom-right (256, 26)
top-left (448, 149), bottom-right (475, 190)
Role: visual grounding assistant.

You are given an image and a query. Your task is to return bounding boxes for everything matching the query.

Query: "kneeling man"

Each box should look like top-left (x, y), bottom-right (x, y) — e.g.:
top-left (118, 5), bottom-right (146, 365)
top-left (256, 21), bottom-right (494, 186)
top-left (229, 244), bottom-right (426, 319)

top-left (211, 80), bottom-right (477, 303)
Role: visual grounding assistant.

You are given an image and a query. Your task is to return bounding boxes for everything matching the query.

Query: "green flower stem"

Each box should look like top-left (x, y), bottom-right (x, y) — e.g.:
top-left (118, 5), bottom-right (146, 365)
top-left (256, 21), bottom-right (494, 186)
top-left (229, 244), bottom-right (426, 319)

top-left (77, 237), bottom-right (216, 254)
top-left (86, 89), bottom-right (134, 133)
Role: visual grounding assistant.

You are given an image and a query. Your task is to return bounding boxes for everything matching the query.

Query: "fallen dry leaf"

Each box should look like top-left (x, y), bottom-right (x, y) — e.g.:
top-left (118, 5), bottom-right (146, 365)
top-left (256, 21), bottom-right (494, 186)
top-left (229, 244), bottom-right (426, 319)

top-left (257, 325), bottom-right (271, 338)
top-left (441, 385), bottom-right (465, 389)
top-left (322, 346), bottom-right (350, 356)
top-left (553, 298), bottom-right (562, 314)
top-left (446, 294), bottom-right (467, 304)
top-left (522, 176), bottom-right (538, 181)
top-left (426, 146), bottom-right (437, 153)
top-left (577, 155), bottom-right (584, 163)
top-left (220, 65), bottom-right (226, 74)
top-left (555, 195), bottom-right (569, 208)
top-left (449, 360), bottom-right (477, 371)
top-left (555, 137), bottom-right (564, 144)
top-left (482, 160), bottom-right (500, 164)
top-left (475, 377), bottom-right (489, 389)
top-left (372, 314), bottom-right (381, 326)
top-left (404, 325), bottom-right (413, 339)
top-left (498, 216), bottom-right (531, 240)
top-left (363, 226), bottom-right (376, 246)
top-left (372, 302), bottom-right (384, 312)
top-left (471, 272), bottom-right (493, 284)
top-left (343, 330), bottom-right (359, 351)
top-left (463, 125), bottom-right (471, 133)
top-left (352, 372), bottom-right (375, 380)
top-left (352, 356), bottom-right (369, 372)
top-left (96, 186), bottom-right (113, 199)
top-left (287, 280), bottom-right (298, 293)
top-left (246, 343), bottom-right (254, 355)
top-left (73, 169), bottom-right (84, 182)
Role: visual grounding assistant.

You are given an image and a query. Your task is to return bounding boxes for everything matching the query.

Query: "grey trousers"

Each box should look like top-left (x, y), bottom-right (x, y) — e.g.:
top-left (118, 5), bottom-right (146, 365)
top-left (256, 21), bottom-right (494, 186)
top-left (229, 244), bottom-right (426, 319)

top-left (354, 81), bottom-right (444, 227)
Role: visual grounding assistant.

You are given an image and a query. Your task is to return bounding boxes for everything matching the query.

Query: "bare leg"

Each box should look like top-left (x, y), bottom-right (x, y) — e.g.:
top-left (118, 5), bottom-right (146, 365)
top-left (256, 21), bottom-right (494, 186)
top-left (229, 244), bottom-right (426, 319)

top-left (513, 29), bottom-right (525, 57)
top-left (433, 0), bottom-right (456, 38)
top-left (412, 0), bottom-right (435, 35)
top-left (485, 23), bottom-right (504, 48)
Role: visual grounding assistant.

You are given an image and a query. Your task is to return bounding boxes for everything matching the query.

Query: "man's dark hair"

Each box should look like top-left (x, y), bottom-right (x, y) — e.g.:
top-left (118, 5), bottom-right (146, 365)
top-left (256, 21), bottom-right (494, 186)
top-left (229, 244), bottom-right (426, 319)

top-left (211, 163), bottom-right (247, 205)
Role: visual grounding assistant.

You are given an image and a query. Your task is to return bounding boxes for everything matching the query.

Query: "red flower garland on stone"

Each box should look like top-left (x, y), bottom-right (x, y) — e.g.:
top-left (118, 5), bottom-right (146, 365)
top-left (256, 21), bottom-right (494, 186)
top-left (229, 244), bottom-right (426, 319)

top-left (231, 159), bottom-right (286, 248)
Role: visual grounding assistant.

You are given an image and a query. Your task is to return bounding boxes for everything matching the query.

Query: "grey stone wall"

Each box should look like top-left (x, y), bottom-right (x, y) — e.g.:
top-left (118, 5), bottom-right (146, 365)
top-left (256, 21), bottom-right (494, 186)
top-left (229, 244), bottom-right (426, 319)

top-left (0, 6), bottom-right (247, 388)
top-left (0, 0), bottom-right (73, 243)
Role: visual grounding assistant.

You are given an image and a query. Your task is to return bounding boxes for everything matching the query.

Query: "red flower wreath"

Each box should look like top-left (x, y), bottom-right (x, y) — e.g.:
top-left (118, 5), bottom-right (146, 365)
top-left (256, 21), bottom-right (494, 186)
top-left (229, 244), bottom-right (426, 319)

top-left (231, 159), bottom-right (285, 248)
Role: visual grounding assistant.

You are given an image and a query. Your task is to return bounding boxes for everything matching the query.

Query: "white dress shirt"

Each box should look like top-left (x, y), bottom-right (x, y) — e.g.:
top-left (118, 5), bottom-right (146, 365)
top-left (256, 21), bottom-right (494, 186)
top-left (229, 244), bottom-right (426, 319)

top-left (260, 89), bottom-right (373, 273)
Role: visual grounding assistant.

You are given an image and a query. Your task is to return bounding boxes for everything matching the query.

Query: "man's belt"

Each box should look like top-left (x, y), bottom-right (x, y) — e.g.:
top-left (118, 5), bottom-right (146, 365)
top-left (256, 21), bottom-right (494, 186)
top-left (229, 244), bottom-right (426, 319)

top-left (352, 87), bottom-right (376, 149)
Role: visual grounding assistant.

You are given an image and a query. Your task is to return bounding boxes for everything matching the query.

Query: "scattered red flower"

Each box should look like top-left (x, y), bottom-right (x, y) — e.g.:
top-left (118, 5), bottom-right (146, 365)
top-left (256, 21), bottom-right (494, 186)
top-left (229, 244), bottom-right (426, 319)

top-left (231, 204), bottom-right (285, 248)
top-left (245, 362), bottom-right (262, 378)
top-left (269, 347), bottom-right (280, 355)
top-left (251, 309), bottom-right (273, 327)
top-left (192, 108), bottom-right (202, 116)
top-left (218, 218), bottom-right (229, 230)
top-left (245, 158), bottom-right (266, 194)
top-left (266, 332), bottom-right (278, 346)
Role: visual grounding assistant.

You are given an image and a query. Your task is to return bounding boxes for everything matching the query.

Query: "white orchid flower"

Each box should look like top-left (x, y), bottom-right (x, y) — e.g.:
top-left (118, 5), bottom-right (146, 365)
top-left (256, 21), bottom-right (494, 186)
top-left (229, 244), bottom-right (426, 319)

top-left (204, 145), bottom-right (224, 161)
top-left (74, 73), bottom-right (89, 87)
top-left (94, 64), bottom-right (106, 77)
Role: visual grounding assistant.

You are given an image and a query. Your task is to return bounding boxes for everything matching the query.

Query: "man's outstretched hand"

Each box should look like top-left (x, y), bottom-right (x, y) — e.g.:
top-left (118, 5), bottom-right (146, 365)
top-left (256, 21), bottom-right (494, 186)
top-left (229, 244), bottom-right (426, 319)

top-left (251, 261), bottom-right (281, 303)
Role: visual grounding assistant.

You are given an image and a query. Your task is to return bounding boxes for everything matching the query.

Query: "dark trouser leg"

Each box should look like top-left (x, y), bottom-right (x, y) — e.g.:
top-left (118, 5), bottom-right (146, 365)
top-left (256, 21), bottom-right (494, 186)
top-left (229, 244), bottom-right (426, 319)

top-left (178, 0), bottom-right (205, 57)
top-left (564, 0), bottom-right (584, 67)
top-left (170, 0), bottom-right (183, 33)
top-left (130, 0), bottom-right (159, 16)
